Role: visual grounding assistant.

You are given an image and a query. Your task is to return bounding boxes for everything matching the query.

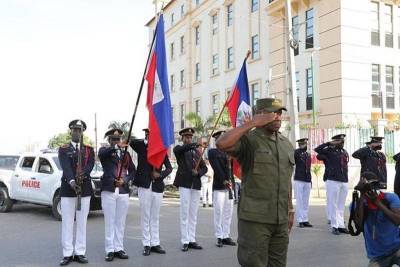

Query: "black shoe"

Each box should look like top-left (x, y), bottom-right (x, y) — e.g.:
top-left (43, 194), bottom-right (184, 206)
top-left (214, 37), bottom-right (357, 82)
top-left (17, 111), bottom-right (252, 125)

top-left (74, 255), bottom-right (88, 264)
top-left (338, 227), bottom-right (349, 234)
top-left (59, 256), bottom-right (73, 266)
top-left (332, 228), bottom-right (340, 235)
top-left (188, 242), bottom-right (203, 249)
top-left (216, 238), bottom-right (223, 247)
top-left (208, 204), bottom-right (213, 207)
top-left (222, 238), bottom-right (236, 246)
top-left (105, 252), bottom-right (114, 262)
top-left (142, 246), bottom-right (151, 256)
top-left (203, 204), bottom-right (206, 208)
top-left (303, 222), bottom-right (313, 228)
top-left (298, 222), bottom-right (305, 228)
top-left (151, 245), bottom-right (166, 254)
top-left (114, 250), bottom-right (129, 259)
top-left (181, 243), bottom-right (189, 252)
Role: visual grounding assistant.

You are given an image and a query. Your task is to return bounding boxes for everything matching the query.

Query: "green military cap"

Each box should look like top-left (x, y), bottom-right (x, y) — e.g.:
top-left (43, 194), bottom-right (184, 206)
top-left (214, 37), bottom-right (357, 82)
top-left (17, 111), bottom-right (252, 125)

top-left (255, 98), bottom-right (287, 113)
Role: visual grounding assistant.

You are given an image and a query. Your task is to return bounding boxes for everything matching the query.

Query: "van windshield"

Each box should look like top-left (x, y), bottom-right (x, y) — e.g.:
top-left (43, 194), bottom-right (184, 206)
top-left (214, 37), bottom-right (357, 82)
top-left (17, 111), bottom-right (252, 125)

top-left (0, 155), bottom-right (20, 170)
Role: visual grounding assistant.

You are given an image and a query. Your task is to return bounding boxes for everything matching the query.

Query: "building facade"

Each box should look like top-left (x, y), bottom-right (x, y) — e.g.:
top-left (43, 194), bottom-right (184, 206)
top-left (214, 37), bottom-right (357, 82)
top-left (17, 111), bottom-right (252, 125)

top-left (147, 0), bottom-right (400, 132)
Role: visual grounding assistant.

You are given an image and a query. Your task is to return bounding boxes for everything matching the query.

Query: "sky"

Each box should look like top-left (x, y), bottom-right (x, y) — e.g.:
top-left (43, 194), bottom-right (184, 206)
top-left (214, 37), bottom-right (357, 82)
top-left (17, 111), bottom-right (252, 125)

top-left (0, 0), bottom-right (156, 153)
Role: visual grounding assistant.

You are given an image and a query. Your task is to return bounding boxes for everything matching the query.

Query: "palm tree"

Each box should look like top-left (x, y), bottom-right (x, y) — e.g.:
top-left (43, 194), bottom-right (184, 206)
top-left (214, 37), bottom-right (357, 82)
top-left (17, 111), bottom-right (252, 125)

top-left (185, 108), bottom-right (232, 138)
top-left (107, 121), bottom-right (131, 140)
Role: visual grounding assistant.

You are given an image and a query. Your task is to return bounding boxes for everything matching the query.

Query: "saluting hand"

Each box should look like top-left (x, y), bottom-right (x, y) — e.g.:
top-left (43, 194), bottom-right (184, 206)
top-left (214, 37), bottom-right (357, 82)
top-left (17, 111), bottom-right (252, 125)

top-left (251, 113), bottom-right (277, 127)
top-left (117, 141), bottom-right (129, 148)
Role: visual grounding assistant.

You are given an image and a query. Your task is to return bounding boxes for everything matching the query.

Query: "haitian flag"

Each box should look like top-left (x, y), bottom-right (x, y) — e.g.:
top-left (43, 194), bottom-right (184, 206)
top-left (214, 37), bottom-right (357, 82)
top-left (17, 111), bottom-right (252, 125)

top-left (226, 59), bottom-right (251, 127)
top-left (225, 58), bottom-right (251, 178)
top-left (145, 14), bottom-right (174, 168)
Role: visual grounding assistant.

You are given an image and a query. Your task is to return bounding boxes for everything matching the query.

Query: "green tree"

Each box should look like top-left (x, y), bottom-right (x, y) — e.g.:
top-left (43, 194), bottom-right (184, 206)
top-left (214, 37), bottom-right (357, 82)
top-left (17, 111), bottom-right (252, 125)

top-left (48, 132), bottom-right (93, 149)
top-left (185, 108), bottom-right (232, 138)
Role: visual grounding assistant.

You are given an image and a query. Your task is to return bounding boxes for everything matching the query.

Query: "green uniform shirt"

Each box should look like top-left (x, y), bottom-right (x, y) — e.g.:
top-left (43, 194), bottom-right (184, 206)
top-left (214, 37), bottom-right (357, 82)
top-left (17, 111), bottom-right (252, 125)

top-left (233, 128), bottom-right (295, 224)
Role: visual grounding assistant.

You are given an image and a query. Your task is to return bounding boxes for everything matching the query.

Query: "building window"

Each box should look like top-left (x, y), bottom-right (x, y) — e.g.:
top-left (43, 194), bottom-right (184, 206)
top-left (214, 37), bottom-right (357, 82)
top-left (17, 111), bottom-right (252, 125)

top-left (372, 64), bottom-right (381, 108)
top-left (171, 13), bottom-right (175, 26)
top-left (292, 15), bottom-right (299, 56)
top-left (386, 65), bottom-right (394, 109)
top-left (195, 63), bottom-right (201, 82)
top-left (170, 42), bottom-right (174, 60)
top-left (195, 99), bottom-right (201, 115)
top-left (371, 2), bottom-right (380, 46)
top-left (180, 69), bottom-right (185, 88)
top-left (195, 0), bottom-right (200, 6)
top-left (227, 4), bottom-right (233, 26)
top-left (305, 8), bottom-right (314, 49)
top-left (212, 14), bottom-right (218, 35)
top-left (251, 0), bottom-right (259, 13)
top-left (170, 74), bottom-right (175, 92)
top-left (384, 4), bottom-right (393, 48)
top-left (195, 26), bottom-right (200, 46)
top-left (212, 54), bottom-right (219, 75)
top-left (296, 71), bottom-right (300, 111)
top-left (212, 94), bottom-right (220, 115)
top-left (227, 47), bottom-right (234, 69)
top-left (180, 35), bottom-right (185, 54)
top-left (251, 34), bottom-right (259, 59)
top-left (306, 68), bottom-right (313, 110)
top-left (180, 104), bottom-right (185, 129)
top-left (251, 83), bottom-right (260, 106)
top-left (181, 4), bottom-right (185, 17)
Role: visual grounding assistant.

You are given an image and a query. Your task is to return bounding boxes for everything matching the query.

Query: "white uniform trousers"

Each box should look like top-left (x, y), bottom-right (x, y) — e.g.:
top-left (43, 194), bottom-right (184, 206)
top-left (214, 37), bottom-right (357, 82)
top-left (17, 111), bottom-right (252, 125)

top-left (101, 189), bottom-right (129, 253)
top-left (61, 196), bottom-right (91, 257)
top-left (294, 180), bottom-right (311, 223)
top-left (213, 190), bottom-right (233, 239)
top-left (325, 181), bottom-right (330, 222)
top-left (179, 187), bottom-right (201, 244)
top-left (201, 176), bottom-right (213, 205)
top-left (326, 180), bottom-right (348, 229)
top-left (138, 185), bottom-right (163, 247)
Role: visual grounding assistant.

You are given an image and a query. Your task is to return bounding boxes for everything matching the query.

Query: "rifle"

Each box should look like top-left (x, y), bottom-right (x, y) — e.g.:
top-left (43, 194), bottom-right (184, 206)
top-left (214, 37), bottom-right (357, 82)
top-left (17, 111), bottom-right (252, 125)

top-left (227, 158), bottom-right (235, 200)
top-left (75, 125), bottom-right (84, 211)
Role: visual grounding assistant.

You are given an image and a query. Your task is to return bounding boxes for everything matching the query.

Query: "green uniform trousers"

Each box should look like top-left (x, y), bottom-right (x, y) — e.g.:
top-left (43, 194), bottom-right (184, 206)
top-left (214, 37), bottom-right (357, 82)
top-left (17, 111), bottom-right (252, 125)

top-left (237, 219), bottom-right (289, 267)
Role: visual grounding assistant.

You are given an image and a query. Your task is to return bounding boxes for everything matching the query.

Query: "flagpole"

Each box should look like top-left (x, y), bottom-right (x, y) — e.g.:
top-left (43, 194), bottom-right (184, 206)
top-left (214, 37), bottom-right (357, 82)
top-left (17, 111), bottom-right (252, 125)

top-left (194, 51), bottom-right (251, 171)
top-left (117, 8), bottom-right (163, 178)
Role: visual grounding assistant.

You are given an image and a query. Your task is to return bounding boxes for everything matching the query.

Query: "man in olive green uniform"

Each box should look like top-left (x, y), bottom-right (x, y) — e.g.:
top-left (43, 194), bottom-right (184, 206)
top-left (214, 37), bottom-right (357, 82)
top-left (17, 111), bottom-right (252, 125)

top-left (216, 98), bottom-right (295, 267)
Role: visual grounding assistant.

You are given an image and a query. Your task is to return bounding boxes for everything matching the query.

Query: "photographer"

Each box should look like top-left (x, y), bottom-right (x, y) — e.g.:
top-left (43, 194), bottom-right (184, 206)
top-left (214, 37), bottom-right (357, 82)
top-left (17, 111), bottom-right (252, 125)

top-left (353, 172), bottom-right (400, 267)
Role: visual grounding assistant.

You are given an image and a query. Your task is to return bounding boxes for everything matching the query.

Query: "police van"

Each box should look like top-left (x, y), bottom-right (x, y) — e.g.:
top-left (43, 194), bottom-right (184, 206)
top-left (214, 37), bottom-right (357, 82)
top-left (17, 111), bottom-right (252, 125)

top-left (0, 151), bottom-right (102, 220)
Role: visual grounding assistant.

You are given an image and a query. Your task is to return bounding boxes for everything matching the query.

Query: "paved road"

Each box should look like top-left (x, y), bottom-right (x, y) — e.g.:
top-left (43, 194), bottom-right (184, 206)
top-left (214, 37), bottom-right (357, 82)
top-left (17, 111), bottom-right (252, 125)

top-left (0, 198), bottom-right (368, 267)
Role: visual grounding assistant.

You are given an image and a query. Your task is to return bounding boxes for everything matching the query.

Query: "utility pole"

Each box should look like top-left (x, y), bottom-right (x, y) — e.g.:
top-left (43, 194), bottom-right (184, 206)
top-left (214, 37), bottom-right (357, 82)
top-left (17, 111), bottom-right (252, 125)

top-left (285, 0), bottom-right (300, 144)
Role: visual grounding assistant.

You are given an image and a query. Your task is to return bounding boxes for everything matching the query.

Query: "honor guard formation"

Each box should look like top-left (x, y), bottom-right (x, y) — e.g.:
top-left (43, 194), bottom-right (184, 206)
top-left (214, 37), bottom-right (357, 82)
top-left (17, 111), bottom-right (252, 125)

top-left (55, 96), bottom-right (400, 266)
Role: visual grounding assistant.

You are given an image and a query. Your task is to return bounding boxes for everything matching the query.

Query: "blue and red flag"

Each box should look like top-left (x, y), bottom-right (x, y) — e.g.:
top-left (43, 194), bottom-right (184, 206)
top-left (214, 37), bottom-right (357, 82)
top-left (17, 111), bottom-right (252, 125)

top-left (226, 59), bottom-right (251, 128)
top-left (225, 58), bottom-right (251, 178)
top-left (145, 14), bottom-right (174, 168)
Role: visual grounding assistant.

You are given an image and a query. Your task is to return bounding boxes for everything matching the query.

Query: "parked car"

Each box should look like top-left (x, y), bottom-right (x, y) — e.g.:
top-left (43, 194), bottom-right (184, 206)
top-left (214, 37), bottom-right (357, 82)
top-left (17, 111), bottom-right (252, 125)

top-left (0, 152), bottom-right (102, 220)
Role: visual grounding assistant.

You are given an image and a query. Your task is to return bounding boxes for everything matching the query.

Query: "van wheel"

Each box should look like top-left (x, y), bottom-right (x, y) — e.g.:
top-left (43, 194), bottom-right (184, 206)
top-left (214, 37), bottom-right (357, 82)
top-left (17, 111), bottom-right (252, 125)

top-left (0, 186), bottom-right (14, 212)
top-left (52, 192), bottom-right (62, 221)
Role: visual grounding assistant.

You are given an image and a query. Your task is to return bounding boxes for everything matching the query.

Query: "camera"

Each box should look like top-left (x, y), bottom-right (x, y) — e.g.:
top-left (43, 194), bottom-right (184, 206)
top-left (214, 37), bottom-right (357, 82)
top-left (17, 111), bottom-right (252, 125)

top-left (354, 179), bottom-right (380, 193)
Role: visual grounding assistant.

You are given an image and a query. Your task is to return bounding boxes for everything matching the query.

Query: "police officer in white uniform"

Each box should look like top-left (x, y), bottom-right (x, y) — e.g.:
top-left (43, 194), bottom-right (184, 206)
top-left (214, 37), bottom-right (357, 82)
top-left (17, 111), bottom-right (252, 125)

top-left (58, 120), bottom-right (95, 266)
top-left (315, 134), bottom-right (350, 235)
top-left (208, 130), bottom-right (237, 247)
top-left (294, 138), bottom-right (313, 228)
top-left (98, 129), bottom-right (136, 261)
top-left (130, 129), bottom-right (172, 256)
top-left (173, 127), bottom-right (208, 252)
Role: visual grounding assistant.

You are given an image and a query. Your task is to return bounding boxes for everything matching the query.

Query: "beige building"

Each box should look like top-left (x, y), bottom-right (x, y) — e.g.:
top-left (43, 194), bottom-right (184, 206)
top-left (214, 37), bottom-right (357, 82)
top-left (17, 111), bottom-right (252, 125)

top-left (147, 0), bottom-right (400, 131)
